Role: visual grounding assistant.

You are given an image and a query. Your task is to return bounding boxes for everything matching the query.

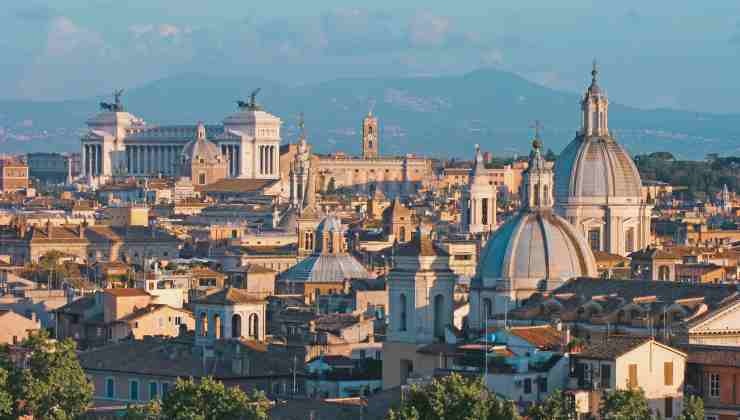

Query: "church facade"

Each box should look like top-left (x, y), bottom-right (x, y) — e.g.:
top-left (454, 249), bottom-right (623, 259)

top-left (80, 92), bottom-right (282, 186)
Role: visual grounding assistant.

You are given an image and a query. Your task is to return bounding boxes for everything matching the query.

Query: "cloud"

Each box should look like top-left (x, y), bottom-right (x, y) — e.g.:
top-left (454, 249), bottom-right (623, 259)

top-left (45, 16), bottom-right (105, 57)
top-left (407, 11), bottom-right (452, 48)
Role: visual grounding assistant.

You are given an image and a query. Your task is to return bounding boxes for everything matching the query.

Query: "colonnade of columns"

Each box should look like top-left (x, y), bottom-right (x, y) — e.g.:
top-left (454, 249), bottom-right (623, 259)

top-left (221, 144), bottom-right (241, 178)
top-left (125, 145), bottom-right (183, 176)
top-left (259, 145), bottom-right (276, 176)
top-left (82, 144), bottom-right (102, 177)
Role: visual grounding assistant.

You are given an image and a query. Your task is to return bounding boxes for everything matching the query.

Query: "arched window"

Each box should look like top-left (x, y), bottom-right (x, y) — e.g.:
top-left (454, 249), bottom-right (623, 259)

top-left (543, 185), bottom-right (549, 205)
top-left (399, 294), bottom-right (408, 332)
top-left (199, 312), bottom-right (208, 337)
top-left (481, 198), bottom-right (489, 225)
top-left (534, 184), bottom-right (540, 206)
top-left (625, 227), bottom-right (635, 253)
top-left (232, 314), bottom-right (242, 338)
top-left (483, 298), bottom-right (493, 320)
top-left (433, 294), bottom-right (445, 340)
top-left (399, 226), bottom-right (406, 242)
top-left (248, 313), bottom-right (259, 339)
top-left (212, 314), bottom-right (222, 339)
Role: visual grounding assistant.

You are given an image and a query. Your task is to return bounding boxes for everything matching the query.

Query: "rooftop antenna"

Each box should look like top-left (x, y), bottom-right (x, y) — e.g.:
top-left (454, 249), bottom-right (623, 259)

top-left (368, 99), bottom-right (376, 116)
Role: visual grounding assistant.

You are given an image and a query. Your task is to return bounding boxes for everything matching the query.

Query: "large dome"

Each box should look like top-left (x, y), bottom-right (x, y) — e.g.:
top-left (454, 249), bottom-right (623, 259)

top-left (478, 210), bottom-right (597, 290)
top-left (181, 123), bottom-right (223, 163)
top-left (554, 135), bottom-right (642, 203)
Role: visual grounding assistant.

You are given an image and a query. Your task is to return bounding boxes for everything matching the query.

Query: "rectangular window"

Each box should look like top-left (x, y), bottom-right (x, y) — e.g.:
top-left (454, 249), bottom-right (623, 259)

top-left (709, 373), bottom-right (720, 397)
top-left (600, 364), bottom-right (611, 389)
top-left (130, 380), bottom-right (140, 401)
top-left (106, 378), bottom-right (115, 399)
top-left (664, 396), bottom-right (673, 418)
top-left (664, 362), bottom-right (673, 386)
top-left (161, 382), bottom-right (169, 397)
top-left (588, 229), bottom-right (601, 251)
top-left (149, 381), bottom-right (158, 400)
top-left (538, 377), bottom-right (548, 394)
top-left (523, 378), bottom-right (532, 394)
top-left (628, 364), bottom-right (638, 389)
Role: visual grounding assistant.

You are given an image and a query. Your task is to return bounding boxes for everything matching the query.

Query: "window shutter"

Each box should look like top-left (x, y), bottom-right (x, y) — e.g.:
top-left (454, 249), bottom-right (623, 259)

top-left (664, 362), bottom-right (674, 386)
top-left (628, 364), bottom-right (638, 388)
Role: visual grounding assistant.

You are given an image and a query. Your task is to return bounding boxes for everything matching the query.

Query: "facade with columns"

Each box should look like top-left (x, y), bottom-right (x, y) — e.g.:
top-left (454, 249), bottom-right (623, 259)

top-left (462, 146), bottom-right (497, 235)
top-left (554, 65), bottom-right (652, 256)
top-left (80, 96), bottom-right (281, 186)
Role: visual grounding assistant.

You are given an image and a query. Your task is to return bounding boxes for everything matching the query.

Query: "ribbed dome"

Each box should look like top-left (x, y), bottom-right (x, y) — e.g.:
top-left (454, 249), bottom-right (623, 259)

top-left (281, 254), bottom-right (370, 283)
top-left (478, 210), bottom-right (597, 288)
top-left (181, 123), bottom-right (223, 163)
top-left (554, 135), bottom-right (642, 202)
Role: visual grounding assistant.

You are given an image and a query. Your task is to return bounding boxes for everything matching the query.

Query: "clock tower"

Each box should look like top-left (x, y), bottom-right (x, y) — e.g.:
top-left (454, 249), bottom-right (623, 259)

top-left (362, 111), bottom-right (379, 159)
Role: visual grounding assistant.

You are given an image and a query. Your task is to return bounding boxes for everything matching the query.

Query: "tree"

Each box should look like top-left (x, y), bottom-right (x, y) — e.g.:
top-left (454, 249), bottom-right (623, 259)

top-left (527, 390), bottom-right (575, 420)
top-left (678, 395), bottom-right (704, 420)
top-left (125, 400), bottom-right (161, 420)
top-left (598, 388), bottom-right (650, 420)
top-left (128, 377), bottom-right (269, 420)
top-left (0, 365), bottom-right (14, 420)
top-left (14, 331), bottom-right (93, 419)
top-left (386, 373), bottom-right (520, 420)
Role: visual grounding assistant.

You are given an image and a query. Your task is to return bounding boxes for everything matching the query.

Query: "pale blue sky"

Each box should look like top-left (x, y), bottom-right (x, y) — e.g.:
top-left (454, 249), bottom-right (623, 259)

top-left (4, 0), bottom-right (740, 113)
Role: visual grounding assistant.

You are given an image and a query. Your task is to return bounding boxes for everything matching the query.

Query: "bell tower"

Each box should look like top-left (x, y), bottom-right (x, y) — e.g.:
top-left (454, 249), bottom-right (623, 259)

top-left (362, 111), bottom-right (379, 159)
top-left (581, 61), bottom-right (609, 137)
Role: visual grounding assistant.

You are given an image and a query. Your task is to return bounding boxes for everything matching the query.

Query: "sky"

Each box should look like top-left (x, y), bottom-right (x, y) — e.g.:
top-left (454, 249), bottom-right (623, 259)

top-left (4, 0), bottom-right (740, 113)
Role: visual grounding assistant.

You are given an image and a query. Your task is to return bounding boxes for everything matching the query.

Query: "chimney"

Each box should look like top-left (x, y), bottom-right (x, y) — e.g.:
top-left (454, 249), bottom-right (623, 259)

top-left (46, 220), bottom-right (52, 239)
top-left (78, 223), bottom-right (85, 239)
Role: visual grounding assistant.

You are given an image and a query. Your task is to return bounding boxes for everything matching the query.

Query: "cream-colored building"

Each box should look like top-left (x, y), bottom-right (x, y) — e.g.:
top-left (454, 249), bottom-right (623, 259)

top-left (0, 310), bottom-right (40, 345)
top-left (570, 337), bottom-right (686, 419)
top-left (554, 65), bottom-right (652, 257)
top-left (80, 91), bottom-right (281, 185)
top-left (104, 205), bottom-right (149, 227)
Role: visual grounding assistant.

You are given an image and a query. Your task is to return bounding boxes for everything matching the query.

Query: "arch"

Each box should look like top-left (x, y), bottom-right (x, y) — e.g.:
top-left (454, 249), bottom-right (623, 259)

top-left (232, 314), bottom-right (242, 338)
top-left (248, 313), bottom-right (259, 339)
top-left (433, 294), bottom-right (445, 340)
top-left (199, 312), bottom-right (208, 337)
top-left (399, 293), bottom-right (407, 332)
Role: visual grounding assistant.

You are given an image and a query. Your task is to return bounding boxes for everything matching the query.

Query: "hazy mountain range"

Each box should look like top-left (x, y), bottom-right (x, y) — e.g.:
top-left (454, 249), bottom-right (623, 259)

top-left (2, 68), bottom-right (740, 159)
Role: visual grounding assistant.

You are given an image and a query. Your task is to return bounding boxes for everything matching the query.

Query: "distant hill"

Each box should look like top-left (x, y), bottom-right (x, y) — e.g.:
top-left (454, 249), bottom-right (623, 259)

top-left (2, 68), bottom-right (740, 159)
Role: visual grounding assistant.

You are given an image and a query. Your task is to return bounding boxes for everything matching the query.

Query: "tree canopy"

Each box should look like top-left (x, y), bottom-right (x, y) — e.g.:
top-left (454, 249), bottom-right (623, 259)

top-left (678, 395), bottom-right (704, 420)
top-left (126, 377), bottom-right (270, 420)
top-left (0, 331), bottom-right (93, 420)
top-left (598, 388), bottom-right (651, 420)
top-left (386, 373), bottom-right (520, 420)
top-left (526, 390), bottom-right (575, 420)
